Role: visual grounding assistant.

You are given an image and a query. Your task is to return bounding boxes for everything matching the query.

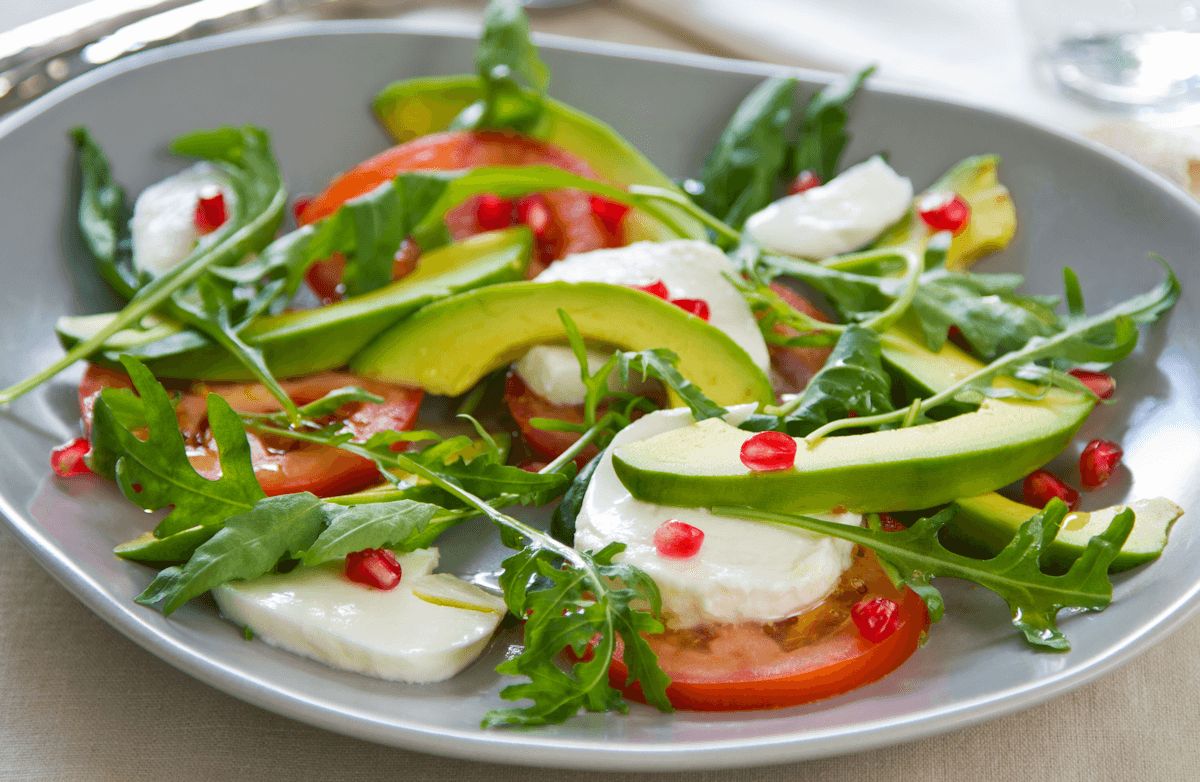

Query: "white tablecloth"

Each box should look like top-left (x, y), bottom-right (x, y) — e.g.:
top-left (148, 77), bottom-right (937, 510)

top-left (1, 1), bottom-right (1198, 779)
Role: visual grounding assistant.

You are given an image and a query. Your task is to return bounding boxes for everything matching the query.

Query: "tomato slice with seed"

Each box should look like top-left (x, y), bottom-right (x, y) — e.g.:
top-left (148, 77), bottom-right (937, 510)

top-left (610, 549), bottom-right (926, 711)
top-left (78, 365), bottom-right (422, 497)
top-left (765, 282), bottom-right (834, 395)
top-left (299, 130), bottom-right (623, 298)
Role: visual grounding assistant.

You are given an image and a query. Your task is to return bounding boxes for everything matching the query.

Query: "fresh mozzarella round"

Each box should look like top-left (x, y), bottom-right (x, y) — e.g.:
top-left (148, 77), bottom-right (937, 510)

top-left (745, 156), bottom-right (913, 259)
top-left (512, 240), bottom-right (770, 406)
top-left (212, 548), bottom-right (503, 684)
top-left (574, 405), bottom-right (859, 629)
top-left (131, 163), bottom-right (228, 276)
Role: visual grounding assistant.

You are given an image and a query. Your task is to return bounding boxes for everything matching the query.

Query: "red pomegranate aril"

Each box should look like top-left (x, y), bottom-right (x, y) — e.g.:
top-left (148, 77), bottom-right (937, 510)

top-left (345, 548), bottom-right (403, 590)
top-left (589, 194), bottom-right (630, 233)
top-left (672, 297), bottom-right (711, 321)
top-left (50, 437), bottom-right (92, 478)
top-left (654, 519), bottom-right (705, 559)
top-left (474, 193), bottom-right (515, 231)
top-left (851, 597), bottom-right (900, 643)
top-left (739, 431), bottom-right (797, 472)
top-left (1069, 369), bottom-right (1116, 400)
top-left (292, 195), bottom-right (312, 224)
top-left (1022, 469), bottom-right (1080, 510)
top-left (193, 188), bottom-right (227, 234)
top-left (917, 191), bottom-right (971, 235)
top-left (1080, 439), bottom-right (1123, 489)
top-left (878, 513), bottom-right (905, 532)
top-left (634, 279), bottom-right (670, 300)
top-left (516, 194), bottom-right (552, 239)
top-left (787, 170), bottom-right (822, 195)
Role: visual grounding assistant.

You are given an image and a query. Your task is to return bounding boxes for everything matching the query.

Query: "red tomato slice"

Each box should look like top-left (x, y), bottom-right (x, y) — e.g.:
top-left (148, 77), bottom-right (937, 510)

top-left (299, 130), bottom-right (623, 299)
top-left (78, 365), bottom-right (422, 497)
top-left (610, 549), bottom-right (926, 711)
top-left (766, 281), bottom-right (834, 395)
top-left (503, 372), bottom-right (598, 467)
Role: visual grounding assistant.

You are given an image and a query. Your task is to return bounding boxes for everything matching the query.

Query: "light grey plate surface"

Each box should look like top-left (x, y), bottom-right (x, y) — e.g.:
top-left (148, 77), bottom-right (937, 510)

top-left (0, 22), bottom-right (1198, 772)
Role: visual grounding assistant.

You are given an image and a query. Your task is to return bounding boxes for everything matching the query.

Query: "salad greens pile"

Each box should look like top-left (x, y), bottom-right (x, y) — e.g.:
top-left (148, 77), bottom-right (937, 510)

top-left (5, 0), bottom-right (1184, 728)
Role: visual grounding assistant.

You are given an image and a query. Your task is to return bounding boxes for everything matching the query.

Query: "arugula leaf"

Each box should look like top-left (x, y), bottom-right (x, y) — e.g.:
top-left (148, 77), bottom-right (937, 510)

top-left (72, 128), bottom-right (138, 299)
top-left (299, 500), bottom-right (439, 566)
top-left (617, 348), bottom-right (727, 421)
top-left (694, 77), bottom-right (797, 230)
top-left (911, 268), bottom-right (1061, 360)
top-left (792, 66), bottom-right (874, 181)
top-left (744, 325), bottom-right (893, 435)
top-left (484, 542), bottom-right (670, 727)
top-left (453, 0), bottom-right (549, 133)
top-left (90, 356), bottom-right (265, 538)
top-left (136, 492), bottom-right (329, 615)
top-left (550, 448), bottom-right (603, 546)
top-left (715, 500), bottom-right (1130, 650)
top-left (806, 258), bottom-right (1180, 440)
top-left (0, 126), bottom-right (286, 407)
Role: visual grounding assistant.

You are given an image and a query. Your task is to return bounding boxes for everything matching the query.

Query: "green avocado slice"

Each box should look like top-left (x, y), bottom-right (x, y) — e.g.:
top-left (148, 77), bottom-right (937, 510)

top-left (611, 389), bottom-right (1093, 514)
top-left (349, 280), bottom-right (774, 407)
top-left (948, 493), bottom-right (1182, 573)
top-left (882, 318), bottom-right (1181, 571)
top-left (56, 228), bottom-right (531, 380)
top-left (372, 75), bottom-right (704, 241)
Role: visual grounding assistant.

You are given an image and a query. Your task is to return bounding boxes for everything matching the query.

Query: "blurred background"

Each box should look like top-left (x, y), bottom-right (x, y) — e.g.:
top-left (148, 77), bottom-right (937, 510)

top-left (1, 0), bottom-right (1198, 196)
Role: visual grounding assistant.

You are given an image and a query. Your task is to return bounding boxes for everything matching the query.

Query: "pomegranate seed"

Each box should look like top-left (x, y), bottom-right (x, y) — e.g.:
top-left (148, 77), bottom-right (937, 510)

top-left (292, 195), bottom-right (312, 224)
top-left (878, 513), bottom-right (905, 532)
top-left (851, 597), bottom-right (900, 642)
top-left (654, 519), bottom-right (705, 559)
top-left (50, 437), bottom-right (92, 478)
top-left (634, 279), bottom-right (670, 299)
top-left (344, 548), bottom-right (403, 590)
top-left (589, 194), bottom-right (630, 233)
top-left (739, 431), bottom-right (797, 472)
top-left (671, 297), bottom-right (711, 321)
top-left (193, 187), bottom-right (227, 234)
top-left (1022, 469), bottom-right (1079, 510)
top-left (917, 191), bottom-right (971, 235)
top-left (516, 194), bottom-right (552, 239)
top-left (1069, 369), bottom-right (1116, 400)
top-left (474, 193), bottom-right (515, 231)
top-left (787, 170), bottom-right (822, 194)
top-left (1080, 439), bottom-right (1123, 489)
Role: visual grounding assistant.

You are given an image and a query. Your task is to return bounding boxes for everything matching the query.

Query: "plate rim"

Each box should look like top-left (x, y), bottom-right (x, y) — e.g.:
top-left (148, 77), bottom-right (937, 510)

top-left (2, 18), bottom-right (1199, 771)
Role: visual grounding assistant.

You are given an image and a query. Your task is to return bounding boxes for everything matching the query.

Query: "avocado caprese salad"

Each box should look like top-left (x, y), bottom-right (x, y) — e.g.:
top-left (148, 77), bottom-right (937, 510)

top-left (3, 0), bottom-right (1183, 726)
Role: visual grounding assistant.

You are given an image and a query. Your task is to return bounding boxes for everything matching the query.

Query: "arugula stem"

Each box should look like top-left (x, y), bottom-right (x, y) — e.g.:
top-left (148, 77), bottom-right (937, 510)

top-left (628, 185), bottom-right (741, 244)
top-left (0, 190), bottom-right (285, 406)
top-left (539, 412), bottom-right (615, 475)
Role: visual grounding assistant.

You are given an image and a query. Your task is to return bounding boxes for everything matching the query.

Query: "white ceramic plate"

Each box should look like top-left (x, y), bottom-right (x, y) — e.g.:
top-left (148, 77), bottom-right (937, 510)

top-left (1, 21), bottom-right (1199, 772)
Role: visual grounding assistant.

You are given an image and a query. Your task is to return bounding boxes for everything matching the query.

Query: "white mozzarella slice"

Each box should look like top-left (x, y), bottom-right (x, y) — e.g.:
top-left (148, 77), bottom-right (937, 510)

top-left (213, 548), bottom-right (503, 684)
top-left (574, 405), bottom-right (859, 629)
top-left (745, 156), bottom-right (913, 258)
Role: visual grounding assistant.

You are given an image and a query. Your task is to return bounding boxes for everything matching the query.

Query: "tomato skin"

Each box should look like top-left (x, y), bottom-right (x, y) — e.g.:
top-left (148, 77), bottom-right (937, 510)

top-left (300, 130), bottom-right (623, 298)
top-left (78, 366), bottom-right (422, 498)
top-left (503, 372), bottom-right (598, 468)
top-left (766, 282), bottom-right (834, 395)
top-left (609, 551), bottom-right (927, 711)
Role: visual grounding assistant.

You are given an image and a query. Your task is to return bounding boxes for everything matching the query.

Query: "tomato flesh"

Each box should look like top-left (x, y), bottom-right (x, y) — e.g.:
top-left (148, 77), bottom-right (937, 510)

top-left (299, 130), bottom-right (624, 299)
top-left (78, 365), bottom-right (422, 497)
top-left (503, 372), bottom-right (598, 467)
top-left (610, 549), bottom-right (926, 711)
top-left (766, 282), bottom-right (834, 395)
